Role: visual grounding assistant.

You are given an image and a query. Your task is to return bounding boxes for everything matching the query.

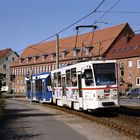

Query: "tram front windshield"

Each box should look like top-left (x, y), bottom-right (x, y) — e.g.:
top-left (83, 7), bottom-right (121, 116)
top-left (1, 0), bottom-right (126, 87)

top-left (93, 63), bottom-right (116, 86)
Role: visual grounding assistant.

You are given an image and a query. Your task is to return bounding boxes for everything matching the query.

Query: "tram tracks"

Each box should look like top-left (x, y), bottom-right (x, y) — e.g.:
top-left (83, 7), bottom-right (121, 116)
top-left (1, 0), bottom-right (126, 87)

top-left (42, 104), bottom-right (140, 139)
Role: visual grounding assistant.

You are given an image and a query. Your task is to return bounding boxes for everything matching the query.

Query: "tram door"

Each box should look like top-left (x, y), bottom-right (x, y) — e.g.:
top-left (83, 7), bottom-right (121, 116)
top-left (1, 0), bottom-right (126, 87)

top-left (45, 76), bottom-right (52, 101)
top-left (32, 80), bottom-right (36, 99)
top-left (62, 77), bottom-right (66, 96)
top-left (81, 68), bottom-right (94, 110)
top-left (62, 76), bottom-right (67, 105)
top-left (78, 74), bottom-right (82, 97)
top-left (78, 74), bottom-right (83, 109)
top-left (42, 79), bottom-right (45, 100)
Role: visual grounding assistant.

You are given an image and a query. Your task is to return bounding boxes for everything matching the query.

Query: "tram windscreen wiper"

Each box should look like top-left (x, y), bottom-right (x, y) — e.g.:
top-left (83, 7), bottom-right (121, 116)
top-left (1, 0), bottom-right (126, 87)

top-left (106, 81), bottom-right (114, 88)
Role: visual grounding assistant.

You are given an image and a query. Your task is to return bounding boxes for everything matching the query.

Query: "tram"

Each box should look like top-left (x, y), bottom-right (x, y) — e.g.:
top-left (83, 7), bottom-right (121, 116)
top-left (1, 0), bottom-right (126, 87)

top-left (25, 72), bottom-right (52, 103)
top-left (25, 60), bottom-right (119, 110)
top-left (51, 60), bottom-right (119, 110)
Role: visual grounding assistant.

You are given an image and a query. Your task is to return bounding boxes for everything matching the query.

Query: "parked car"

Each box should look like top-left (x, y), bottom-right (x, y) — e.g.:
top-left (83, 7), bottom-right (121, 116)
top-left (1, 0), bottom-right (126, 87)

top-left (126, 88), bottom-right (140, 99)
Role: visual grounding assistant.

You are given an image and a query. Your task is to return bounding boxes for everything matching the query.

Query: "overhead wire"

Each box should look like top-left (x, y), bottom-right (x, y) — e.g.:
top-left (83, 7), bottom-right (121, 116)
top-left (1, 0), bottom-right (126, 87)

top-left (78, 0), bottom-right (121, 59)
top-left (32, 0), bottom-right (106, 46)
top-left (19, 0), bottom-right (122, 59)
top-left (81, 0), bottom-right (121, 45)
top-left (96, 10), bottom-right (140, 14)
top-left (17, 0), bottom-right (106, 55)
top-left (93, 0), bottom-right (121, 24)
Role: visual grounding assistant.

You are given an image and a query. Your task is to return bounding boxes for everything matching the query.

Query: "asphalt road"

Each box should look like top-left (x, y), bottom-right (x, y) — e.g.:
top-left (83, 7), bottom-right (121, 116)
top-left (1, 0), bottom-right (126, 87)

top-left (120, 96), bottom-right (140, 106)
top-left (0, 99), bottom-right (132, 140)
top-left (0, 99), bottom-right (87, 140)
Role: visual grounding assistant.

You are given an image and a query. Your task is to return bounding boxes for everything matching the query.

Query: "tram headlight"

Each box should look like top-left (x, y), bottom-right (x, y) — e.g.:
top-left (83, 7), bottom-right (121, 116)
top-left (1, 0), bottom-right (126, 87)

top-left (97, 95), bottom-right (105, 100)
top-left (111, 94), bottom-right (117, 99)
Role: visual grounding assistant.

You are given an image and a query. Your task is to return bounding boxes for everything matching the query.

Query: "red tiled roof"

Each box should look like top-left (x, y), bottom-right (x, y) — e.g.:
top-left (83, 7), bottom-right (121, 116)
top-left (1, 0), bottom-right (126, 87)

top-left (12, 23), bottom-right (130, 67)
top-left (106, 34), bottom-right (140, 59)
top-left (0, 48), bottom-right (11, 59)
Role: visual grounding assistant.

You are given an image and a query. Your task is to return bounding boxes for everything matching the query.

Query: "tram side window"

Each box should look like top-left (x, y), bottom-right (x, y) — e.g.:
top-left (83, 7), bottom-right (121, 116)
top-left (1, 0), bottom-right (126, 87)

top-left (61, 77), bottom-right (66, 96)
top-left (36, 79), bottom-right (42, 91)
top-left (84, 69), bottom-right (94, 86)
top-left (53, 73), bottom-right (57, 87)
top-left (66, 70), bottom-right (71, 87)
top-left (61, 77), bottom-right (66, 87)
top-left (46, 76), bottom-right (52, 86)
top-left (71, 68), bottom-right (77, 87)
top-left (57, 72), bottom-right (61, 87)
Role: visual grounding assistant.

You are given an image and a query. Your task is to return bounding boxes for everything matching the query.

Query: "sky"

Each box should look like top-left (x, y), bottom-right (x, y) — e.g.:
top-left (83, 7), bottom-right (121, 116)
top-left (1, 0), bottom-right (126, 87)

top-left (0, 0), bottom-right (140, 54)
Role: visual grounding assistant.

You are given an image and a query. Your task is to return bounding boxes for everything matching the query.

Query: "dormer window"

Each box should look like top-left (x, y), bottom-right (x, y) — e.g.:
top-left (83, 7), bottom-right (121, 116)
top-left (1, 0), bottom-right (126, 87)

top-left (62, 50), bottom-right (68, 59)
top-left (33, 54), bottom-right (39, 63)
top-left (85, 46), bottom-right (94, 55)
top-left (19, 57), bottom-right (24, 64)
top-left (26, 56), bottom-right (32, 63)
top-left (73, 48), bottom-right (81, 57)
top-left (42, 53), bottom-right (48, 61)
top-left (50, 52), bottom-right (56, 60)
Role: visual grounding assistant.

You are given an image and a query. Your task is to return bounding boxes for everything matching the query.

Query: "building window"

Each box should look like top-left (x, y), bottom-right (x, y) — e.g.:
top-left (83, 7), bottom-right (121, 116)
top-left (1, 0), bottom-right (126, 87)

top-left (61, 50), bottom-right (68, 59)
top-left (33, 67), bottom-right (35, 74)
top-left (128, 61), bottom-right (133, 67)
top-left (52, 64), bottom-right (55, 70)
top-left (37, 66), bottom-right (39, 73)
top-left (43, 66), bottom-right (45, 72)
top-left (40, 66), bottom-right (42, 73)
top-left (26, 57), bottom-right (32, 63)
top-left (50, 52), bottom-right (56, 60)
top-left (128, 72), bottom-right (131, 79)
top-left (26, 58), bottom-right (29, 63)
top-left (24, 68), bottom-right (26, 75)
top-left (3, 64), bottom-right (6, 70)
top-left (15, 69), bottom-right (17, 76)
top-left (73, 48), bottom-right (80, 57)
top-left (19, 68), bottom-right (21, 75)
top-left (136, 77), bottom-right (140, 86)
top-left (33, 55), bottom-right (39, 63)
top-left (137, 60), bottom-right (140, 68)
top-left (85, 46), bottom-right (94, 55)
top-left (48, 65), bottom-right (51, 71)
top-left (46, 65), bottom-right (48, 72)
top-left (3, 74), bottom-right (6, 78)
top-left (42, 53), bottom-right (48, 61)
top-left (17, 69), bottom-right (19, 75)
top-left (12, 69), bottom-right (14, 75)
top-left (19, 58), bottom-right (24, 64)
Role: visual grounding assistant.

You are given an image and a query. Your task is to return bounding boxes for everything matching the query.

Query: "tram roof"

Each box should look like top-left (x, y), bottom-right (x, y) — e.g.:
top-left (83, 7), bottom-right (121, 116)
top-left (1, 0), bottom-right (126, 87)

top-left (51, 60), bottom-right (117, 73)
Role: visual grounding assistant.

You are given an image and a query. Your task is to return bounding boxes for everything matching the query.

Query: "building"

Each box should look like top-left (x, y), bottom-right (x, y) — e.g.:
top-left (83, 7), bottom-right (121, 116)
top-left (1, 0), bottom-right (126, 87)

top-left (11, 23), bottom-right (134, 94)
top-left (0, 48), bottom-right (19, 92)
top-left (106, 34), bottom-right (140, 94)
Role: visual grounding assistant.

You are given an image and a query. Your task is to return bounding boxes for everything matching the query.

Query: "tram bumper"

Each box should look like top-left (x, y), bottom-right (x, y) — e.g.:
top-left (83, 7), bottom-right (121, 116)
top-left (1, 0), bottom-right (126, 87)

top-left (97, 100), bottom-right (119, 109)
top-left (82, 100), bottom-right (118, 110)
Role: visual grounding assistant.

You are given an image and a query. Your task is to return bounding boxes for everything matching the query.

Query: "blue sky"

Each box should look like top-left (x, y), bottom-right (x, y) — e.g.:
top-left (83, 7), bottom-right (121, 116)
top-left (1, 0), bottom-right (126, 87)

top-left (0, 0), bottom-right (140, 53)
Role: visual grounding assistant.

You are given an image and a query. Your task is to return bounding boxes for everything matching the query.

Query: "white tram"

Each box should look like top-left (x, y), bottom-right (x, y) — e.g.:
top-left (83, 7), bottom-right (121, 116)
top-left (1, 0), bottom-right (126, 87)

top-left (51, 60), bottom-right (119, 110)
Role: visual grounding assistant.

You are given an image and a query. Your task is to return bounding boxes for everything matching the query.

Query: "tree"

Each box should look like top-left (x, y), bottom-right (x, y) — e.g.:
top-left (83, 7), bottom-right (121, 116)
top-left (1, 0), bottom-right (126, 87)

top-left (10, 74), bottom-right (15, 82)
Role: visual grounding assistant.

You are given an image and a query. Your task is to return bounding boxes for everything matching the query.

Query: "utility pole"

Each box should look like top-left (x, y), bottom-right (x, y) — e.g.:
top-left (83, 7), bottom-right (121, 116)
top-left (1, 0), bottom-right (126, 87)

top-left (56, 34), bottom-right (59, 69)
